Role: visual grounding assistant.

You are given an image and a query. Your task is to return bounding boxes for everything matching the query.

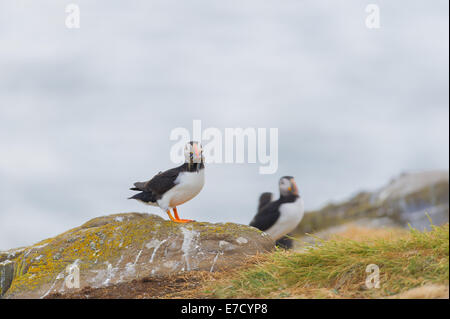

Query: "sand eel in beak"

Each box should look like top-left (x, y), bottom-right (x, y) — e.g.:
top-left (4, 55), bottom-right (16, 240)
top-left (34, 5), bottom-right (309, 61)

top-left (129, 141), bottom-right (205, 223)
top-left (249, 176), bottom-right (304, 247)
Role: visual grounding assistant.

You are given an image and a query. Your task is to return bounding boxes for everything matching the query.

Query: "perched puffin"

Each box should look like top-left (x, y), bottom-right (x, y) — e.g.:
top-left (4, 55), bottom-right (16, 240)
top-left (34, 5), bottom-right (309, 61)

top-left (129, 141), bottom-right (205, 223)
top-left (250, 176), bottom-right (304, 248)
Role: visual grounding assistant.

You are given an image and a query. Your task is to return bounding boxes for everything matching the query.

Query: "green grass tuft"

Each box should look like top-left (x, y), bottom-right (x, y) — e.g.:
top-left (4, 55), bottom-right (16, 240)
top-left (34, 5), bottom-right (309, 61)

top-left (208, 224), bottom-right (449, 298)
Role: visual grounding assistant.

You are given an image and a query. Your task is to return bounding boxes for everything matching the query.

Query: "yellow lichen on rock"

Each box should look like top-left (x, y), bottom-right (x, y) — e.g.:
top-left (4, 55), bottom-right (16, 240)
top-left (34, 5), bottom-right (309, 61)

top-left (3, 213), bottom-right (274, 299)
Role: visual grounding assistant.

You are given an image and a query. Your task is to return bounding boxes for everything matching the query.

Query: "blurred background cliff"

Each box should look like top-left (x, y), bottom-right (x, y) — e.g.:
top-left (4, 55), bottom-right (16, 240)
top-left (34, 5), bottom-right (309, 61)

top-left (292, 170), bottom-right (448, 247)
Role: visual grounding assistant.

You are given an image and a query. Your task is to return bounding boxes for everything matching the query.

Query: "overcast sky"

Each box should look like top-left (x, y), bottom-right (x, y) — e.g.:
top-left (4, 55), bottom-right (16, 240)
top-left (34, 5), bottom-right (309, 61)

top-left (0, 1), bottom-right (448, 250)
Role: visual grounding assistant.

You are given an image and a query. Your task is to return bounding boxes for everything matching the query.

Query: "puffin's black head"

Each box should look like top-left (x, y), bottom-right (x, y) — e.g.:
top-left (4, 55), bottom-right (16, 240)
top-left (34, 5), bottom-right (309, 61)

top-left (279, 176), bottom-right (299, 197)
top-left (184, 141), bottom-right (203, 164)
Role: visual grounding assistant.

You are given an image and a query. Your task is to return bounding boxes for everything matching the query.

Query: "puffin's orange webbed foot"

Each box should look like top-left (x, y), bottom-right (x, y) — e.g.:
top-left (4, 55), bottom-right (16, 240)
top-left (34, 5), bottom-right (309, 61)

top-left (166, 210), bottom-right (177, 222)
top-left (172, 207), bottom-right (195, 223)
top-left (178, 219), bottom-right (195, 223)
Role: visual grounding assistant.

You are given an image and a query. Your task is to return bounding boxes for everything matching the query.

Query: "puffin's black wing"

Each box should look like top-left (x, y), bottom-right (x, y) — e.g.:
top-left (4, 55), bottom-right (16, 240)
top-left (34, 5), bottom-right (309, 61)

top-left (128, 191), bottom-right (158, 203)
top-left (130, 165), bottom-right (184, 196)
top-left (249, 200), bottom-right (281, 232)
top-left (257, 192), bottom-right (273, 212)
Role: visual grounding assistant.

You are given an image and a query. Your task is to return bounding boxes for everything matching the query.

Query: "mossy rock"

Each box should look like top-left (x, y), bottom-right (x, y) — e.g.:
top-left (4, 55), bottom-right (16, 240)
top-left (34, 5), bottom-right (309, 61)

top-left (2, 213), bottom-right (274, 299)
top-left (0, 260), bottom-right (15, 296)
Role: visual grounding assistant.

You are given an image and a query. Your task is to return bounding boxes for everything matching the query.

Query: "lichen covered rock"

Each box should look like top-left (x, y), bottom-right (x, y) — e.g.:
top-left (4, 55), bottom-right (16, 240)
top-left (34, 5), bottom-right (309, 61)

top-left (0, 260), bottom-right (15, 296)
top-left (2, 213), bottom-right (273, 299)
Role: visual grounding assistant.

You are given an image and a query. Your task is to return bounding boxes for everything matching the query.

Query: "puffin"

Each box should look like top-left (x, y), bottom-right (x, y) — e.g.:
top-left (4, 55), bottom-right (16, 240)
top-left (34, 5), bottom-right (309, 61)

top-left (129, 141), bottom-right (205, 223)
top-left (249, 176), bottom-right (304, 248)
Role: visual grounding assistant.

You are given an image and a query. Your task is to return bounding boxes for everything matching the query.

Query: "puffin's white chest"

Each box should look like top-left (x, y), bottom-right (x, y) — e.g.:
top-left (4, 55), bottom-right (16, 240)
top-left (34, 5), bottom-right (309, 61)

top-left (266, 197), bottom-right (304, 241)
top-left (158, 169), bottom-right (205, 209)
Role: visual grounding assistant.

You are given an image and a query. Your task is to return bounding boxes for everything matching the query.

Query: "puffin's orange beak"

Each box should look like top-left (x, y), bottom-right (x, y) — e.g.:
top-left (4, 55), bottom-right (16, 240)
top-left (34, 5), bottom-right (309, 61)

top-left (193, 143), bottom-right (200, 157)
top-left (291, 180), bottom-right (299, 195)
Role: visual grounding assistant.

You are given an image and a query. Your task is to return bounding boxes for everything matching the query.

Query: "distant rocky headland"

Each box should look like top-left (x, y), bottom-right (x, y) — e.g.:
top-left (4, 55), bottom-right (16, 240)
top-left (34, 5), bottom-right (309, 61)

top-left (294, 170), bottom-right (449, 236)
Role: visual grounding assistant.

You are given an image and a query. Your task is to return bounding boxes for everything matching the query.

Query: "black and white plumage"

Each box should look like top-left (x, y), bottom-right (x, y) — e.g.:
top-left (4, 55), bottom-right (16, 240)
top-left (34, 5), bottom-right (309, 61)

top-left (250, 176), bottom-right (304, 246)
top-left (129, 141), bottom-right (205, 223)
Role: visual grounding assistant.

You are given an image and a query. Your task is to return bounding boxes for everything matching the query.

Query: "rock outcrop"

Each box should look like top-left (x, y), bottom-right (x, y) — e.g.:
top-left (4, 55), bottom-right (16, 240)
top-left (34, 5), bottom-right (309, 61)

top-left (295, 170), bottom-right (449, 235)
top-left (1, 213), bottom-right (274, 299)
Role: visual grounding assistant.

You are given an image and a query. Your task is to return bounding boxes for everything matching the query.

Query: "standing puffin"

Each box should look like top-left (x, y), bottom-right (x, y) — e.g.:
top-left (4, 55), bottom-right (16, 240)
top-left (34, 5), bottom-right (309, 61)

top-left (129, 141), bottom-right (205, 223)
top-left (250, 176), bottom-right (304, 248)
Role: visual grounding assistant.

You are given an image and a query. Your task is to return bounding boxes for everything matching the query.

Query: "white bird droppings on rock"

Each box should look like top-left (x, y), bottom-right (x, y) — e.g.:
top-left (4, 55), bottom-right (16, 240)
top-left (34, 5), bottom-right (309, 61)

top-left (133, 250), bottom-right (143, 265)
top-left (236, 237), bottom-right (248, 244)
top-left (146, 239), bottom-right (167, 263)
top-left (181, 227), bottom-right (199, 271)
top-left (209, 252), bottom-right (223, 272)
top-left (219, 240), bottom-right (235, 251)
top-left (125, 262), bottom-right (136, 277)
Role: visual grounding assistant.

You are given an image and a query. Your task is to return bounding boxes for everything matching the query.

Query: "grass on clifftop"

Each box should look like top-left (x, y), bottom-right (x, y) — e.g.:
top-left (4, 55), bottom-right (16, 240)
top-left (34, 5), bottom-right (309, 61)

top-left (192, 224), bottom-right (449, 299)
